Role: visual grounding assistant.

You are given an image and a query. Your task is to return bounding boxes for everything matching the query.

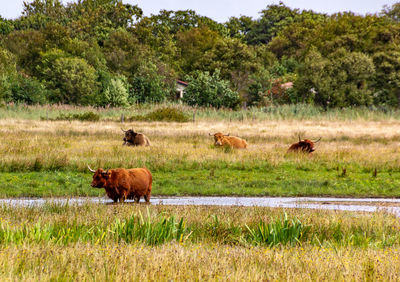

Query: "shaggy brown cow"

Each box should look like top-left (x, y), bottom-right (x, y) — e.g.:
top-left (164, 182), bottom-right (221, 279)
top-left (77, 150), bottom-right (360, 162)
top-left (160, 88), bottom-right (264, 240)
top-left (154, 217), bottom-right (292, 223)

top-left (122, 129), bottom-right (151, 147)
top-left (287, 136), bottom-right (321, 154)
top-left (210, 132), bottom-right (248, 149)
top-left (88, 165), bottom-right (152, 203)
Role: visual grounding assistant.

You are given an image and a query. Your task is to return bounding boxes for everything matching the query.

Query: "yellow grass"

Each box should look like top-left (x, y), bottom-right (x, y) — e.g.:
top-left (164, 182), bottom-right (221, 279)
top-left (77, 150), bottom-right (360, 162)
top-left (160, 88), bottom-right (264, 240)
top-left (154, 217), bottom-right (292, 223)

top-left (1, 118), bottom-right (400, 170)
top-left (1, 243), bottom-right (399, 281)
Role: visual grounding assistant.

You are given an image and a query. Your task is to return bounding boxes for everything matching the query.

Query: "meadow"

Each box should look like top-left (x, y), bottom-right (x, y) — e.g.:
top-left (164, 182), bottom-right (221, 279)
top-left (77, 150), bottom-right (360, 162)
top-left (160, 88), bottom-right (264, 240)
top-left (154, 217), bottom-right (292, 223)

top-left (1, 104), bottom-right (400, 280)
top-left (0, 104), bottom-right (400, 197)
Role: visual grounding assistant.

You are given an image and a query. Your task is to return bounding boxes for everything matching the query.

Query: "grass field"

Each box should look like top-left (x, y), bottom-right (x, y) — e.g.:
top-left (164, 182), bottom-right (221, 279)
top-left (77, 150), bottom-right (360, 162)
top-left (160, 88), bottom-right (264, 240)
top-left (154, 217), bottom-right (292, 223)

top-left (0, 104), bottom-right (400, 197)
top-left (1, 104), bottom-right (400, 280)
top-left (0, 203), bottom-right (399, 280)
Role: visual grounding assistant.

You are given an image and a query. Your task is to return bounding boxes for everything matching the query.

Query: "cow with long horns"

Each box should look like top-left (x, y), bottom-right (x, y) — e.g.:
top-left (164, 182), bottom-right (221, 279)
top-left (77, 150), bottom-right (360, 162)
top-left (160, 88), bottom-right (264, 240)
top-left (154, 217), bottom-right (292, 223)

top-left (122, 128), bottom-right (151, 147)
top-left (287, 136), bottom-right (321, 154)
top-left (210, 132), bottom-right (248, 149)
top-left (88, 165), bottom-right (153, 203)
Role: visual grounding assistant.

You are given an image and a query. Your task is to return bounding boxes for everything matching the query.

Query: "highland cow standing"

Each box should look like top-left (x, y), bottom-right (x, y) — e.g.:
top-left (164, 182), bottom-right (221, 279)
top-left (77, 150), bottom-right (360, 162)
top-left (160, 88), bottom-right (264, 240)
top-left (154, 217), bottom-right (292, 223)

top-left (88, 165), bottom-right (152, 203)
top-left (122, 129), bottom-right (151, 147)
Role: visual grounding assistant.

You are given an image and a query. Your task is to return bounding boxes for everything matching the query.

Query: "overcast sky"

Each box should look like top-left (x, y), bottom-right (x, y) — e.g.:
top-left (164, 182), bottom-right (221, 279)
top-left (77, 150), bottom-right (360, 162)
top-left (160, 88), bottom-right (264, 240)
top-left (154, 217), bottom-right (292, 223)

top-left (1, 0), bottom-right (398, 22)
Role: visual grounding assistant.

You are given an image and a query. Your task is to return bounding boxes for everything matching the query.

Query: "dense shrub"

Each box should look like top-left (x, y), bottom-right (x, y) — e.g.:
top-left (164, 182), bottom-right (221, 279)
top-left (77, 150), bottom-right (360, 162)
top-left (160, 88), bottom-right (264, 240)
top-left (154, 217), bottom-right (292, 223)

top-left (129, 107), bottom-right (190, 122)
top-left (43, 111), bottom-right (101, 121)
top-left (294, 48), bottom-right (375, 108)
top-left (6, 76), bottom-right (48, 104)
top-left (102, 76), bottom-right (130, 107)
top-left (183, 70), bottom-right (240, 109)
top-left (130, 63), bottom-right (169, 103)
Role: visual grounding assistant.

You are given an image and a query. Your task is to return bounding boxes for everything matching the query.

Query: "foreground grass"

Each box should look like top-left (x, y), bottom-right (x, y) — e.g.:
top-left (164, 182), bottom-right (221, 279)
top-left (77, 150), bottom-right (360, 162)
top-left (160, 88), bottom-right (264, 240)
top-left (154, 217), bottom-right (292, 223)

top-left (3, 244), bottom-right (400, 281)
top-left (0, 204), bottom-right (399, 280)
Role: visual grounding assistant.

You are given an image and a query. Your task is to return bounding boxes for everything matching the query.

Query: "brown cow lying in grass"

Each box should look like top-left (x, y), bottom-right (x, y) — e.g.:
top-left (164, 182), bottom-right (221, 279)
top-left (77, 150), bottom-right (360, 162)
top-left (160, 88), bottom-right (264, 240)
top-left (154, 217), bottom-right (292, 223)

top-left (210, 132), bottom-right (248, 149)
top-left (287, 136), bottom-right (321, 154)
top-left (122, 129), bottom-right (151, 147)
top-left (88, 165), bottom-right (152, 203)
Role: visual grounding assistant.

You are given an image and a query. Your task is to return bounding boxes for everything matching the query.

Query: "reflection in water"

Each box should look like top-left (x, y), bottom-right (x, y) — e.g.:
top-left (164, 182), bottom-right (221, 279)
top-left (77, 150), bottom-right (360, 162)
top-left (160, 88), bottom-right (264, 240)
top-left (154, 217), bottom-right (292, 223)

top-left (0, 196), bottom-right (400, 217)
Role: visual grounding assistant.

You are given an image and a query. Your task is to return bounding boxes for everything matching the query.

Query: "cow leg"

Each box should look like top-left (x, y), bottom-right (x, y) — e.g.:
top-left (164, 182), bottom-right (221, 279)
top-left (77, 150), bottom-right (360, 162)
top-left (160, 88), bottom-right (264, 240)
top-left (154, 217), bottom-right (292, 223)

top-left (119, 196), bottom-right (125, 203)
top-left (134, 196), bottom-right (140, 203)
top-left (144, 194), bottom-right (150, 203)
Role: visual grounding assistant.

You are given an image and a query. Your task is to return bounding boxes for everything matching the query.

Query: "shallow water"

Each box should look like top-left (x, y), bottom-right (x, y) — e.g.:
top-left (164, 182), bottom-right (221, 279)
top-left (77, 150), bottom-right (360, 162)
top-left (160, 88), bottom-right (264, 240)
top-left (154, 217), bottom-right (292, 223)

top-left (1, 196), bottom-right (400, 217)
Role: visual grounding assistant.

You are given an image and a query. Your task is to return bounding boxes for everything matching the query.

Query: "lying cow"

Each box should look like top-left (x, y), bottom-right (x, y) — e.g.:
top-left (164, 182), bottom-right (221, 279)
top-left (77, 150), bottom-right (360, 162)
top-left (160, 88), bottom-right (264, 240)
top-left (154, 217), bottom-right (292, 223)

top-left (210, 132), bottom-right (248, 149)
top-left (122, 128), bottom-right (151, 147)
top-left (88, 165), bottom-right (152, 203)
top-left (287, 136), bottom-right (321, 154)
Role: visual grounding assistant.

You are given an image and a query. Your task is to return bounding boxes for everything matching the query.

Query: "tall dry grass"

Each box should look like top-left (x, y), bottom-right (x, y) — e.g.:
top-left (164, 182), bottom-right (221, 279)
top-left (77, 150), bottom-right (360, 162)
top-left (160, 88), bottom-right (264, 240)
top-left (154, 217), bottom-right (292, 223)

top-left (1, 118), bottom-right (400, 172)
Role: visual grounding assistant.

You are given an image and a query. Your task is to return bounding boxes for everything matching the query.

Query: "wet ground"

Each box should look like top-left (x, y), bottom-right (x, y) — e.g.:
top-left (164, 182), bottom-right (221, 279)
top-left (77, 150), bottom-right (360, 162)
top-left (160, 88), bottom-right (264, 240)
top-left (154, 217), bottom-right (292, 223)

top-left (1, 196), bottom-right (400, 217)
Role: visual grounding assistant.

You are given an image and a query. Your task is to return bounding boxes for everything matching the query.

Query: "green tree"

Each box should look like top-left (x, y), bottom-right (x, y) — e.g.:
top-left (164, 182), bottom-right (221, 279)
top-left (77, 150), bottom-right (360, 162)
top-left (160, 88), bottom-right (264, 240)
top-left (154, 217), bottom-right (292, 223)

top-left (102, 76), bottom-right (130, 107)
top-left (176, 26), bottom-right (222, 75)
top-left (40, 56), bottom-right (98, 105)
top-left (372, 50), bottom-right (400, 106)
top-left (130, 62), bottom-right (169, 103)
top-left (6, 76), bottom-right (48, 104)
top-left (195, 37), bottom-right (260, 95)
top-left (295, 48), bottom-right (375, 108)
top-left (103, 29), bottom-right (149, 77)
top-left (0, 48), bottom-right (18, 101)
top-left (183, 70), bottom-right (240, 109)
top-left (4, 30), bottom-right (46, 75)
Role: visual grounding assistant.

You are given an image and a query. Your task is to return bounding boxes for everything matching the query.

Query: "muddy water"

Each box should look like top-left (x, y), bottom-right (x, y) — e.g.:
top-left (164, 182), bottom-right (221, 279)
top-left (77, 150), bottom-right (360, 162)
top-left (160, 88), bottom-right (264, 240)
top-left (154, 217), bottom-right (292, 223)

top-left (1, 196), bottom-right (400, 217)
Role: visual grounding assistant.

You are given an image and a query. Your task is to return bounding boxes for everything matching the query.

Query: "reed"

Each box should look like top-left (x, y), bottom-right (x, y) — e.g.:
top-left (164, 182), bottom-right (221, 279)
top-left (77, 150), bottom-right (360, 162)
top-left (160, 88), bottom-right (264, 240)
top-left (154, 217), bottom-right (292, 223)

top-left (0, 204), bottom-right (398, 248)
top-left (3, 103), bottom-right (400, 121)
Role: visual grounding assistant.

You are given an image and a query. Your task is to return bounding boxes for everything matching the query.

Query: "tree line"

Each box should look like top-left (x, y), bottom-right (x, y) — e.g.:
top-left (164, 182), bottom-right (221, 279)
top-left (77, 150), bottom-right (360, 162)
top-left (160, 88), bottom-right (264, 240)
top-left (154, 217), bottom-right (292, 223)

top-left (1, 0), bottom-right (400, 109)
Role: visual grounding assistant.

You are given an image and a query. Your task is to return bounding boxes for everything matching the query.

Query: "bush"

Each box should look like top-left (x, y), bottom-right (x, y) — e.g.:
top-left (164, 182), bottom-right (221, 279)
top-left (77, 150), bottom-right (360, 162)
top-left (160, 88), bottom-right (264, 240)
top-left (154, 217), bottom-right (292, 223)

top-left (102, 76), bottom-right (130, 107)
top-left (37, 51), bottom-right (99, 105)
top-left (183, 70), bottom-right (240, 109)
top-left (129, 107), bottom-right (190, 122)
top-left (129, 62), bottom-right (169, 103)
top-left (7, 76), bottom-right (48, 104)
top-left (42, 111), bottom-right (100, 121)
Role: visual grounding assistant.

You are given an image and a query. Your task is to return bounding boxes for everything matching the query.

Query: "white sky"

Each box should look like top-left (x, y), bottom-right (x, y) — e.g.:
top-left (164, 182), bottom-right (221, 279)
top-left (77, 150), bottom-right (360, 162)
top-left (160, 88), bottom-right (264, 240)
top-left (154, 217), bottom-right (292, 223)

top-left (0, 0), bottom-right (398, 22)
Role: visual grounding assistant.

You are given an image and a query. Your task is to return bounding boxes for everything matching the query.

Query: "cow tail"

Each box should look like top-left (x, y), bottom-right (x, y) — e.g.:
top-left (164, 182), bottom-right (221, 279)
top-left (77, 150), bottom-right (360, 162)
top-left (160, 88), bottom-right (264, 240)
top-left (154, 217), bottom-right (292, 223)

top-left (144, 167), bottom-right (153, 193)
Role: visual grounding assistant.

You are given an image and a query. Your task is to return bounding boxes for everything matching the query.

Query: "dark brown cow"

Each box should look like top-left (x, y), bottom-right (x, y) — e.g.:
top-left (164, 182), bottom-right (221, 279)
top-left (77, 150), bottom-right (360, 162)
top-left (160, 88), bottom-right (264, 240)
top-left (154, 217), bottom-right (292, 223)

top-left (210, 132), bottom-right (248, 149)
top-left (287, 136), bottom-right (321, 154)
top-left (122, 129), bottom-right (151, 147)
top-left (88, 165), bottom-right (152, 203)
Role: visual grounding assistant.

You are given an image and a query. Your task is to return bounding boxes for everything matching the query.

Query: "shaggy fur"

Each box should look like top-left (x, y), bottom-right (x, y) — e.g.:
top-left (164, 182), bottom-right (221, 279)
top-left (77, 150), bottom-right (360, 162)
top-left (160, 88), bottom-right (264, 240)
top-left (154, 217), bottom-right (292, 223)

top-left (122, 129), bottom-right (151, 147)
top-left (212, 132), bottom-right (248, 149)
top-left (287, 137), bottom-right (320, 154)
top-left (89, 166), bottom-right (152, 203)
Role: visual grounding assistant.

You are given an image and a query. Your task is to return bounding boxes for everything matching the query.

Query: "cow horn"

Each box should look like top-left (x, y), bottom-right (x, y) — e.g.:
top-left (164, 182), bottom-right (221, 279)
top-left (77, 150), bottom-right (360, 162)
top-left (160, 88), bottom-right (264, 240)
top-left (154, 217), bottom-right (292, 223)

top-left (209, 133), bottom-right (213, 136)
top-left (87, 165), bottom-right (96, 173)
top-left (121, 128), bottom-right (127, 132)
top-left (298, 135), bottom-right (301, 142)
top-left (225, 133), bottom-right (230, 136)
top-left (313, 137), bottom-right (321, 143)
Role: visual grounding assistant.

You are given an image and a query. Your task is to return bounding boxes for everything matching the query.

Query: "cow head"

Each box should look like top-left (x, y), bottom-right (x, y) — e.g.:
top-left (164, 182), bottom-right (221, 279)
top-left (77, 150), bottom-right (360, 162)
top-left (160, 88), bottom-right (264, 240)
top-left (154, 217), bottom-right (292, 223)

top-left (122, 128), bottom-right (137, 144)
top-left (88, 165), bottom-right (111, 188)
top-left (210, 132), bottom-right (229, 146)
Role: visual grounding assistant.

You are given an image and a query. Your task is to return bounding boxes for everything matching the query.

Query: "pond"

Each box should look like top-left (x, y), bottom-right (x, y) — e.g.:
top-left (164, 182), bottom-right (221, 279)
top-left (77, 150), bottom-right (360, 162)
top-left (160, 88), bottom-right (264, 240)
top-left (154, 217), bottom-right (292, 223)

top-left (1, 196), bottom-right (400, 217)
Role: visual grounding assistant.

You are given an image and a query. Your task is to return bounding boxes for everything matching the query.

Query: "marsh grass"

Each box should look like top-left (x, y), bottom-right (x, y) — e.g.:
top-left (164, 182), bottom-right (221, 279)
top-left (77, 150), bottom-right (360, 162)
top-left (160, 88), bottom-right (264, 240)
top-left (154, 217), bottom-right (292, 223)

top-left (0, 204), bottom-right (398, 248)
top-left (0, 210), bottom-right (190, 246)
top-left (245, 213), bottom-right (311, 246)
top-left (0, 204), bottom-right (399, 280)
